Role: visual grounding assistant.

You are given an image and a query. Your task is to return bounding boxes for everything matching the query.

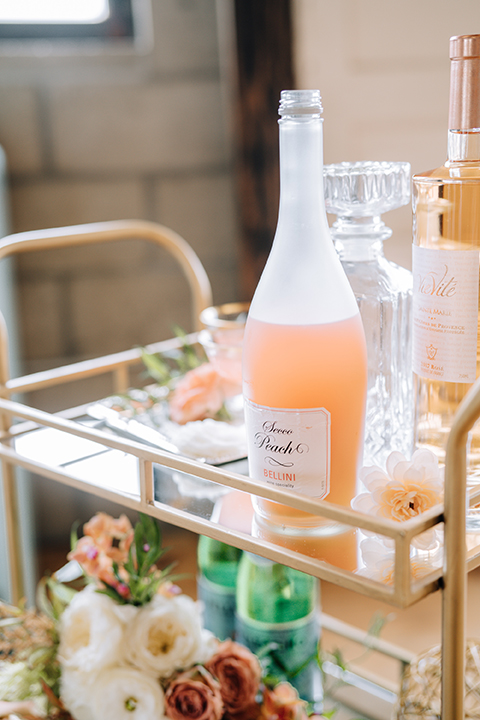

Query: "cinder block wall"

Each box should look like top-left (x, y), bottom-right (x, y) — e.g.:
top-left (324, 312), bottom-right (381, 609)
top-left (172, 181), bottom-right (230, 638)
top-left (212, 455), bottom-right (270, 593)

top-left (0, 0), bottom-right (240, 388)
top-left (0, 0), bottom-right (240, 545)
top-left (293, 0), bottom-right (480, 271)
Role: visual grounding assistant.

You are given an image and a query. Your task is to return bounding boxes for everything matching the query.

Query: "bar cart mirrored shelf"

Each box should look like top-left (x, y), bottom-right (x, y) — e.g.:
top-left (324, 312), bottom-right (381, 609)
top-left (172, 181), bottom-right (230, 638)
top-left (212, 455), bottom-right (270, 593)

top-left (0, 222), bottom-right (478, 720)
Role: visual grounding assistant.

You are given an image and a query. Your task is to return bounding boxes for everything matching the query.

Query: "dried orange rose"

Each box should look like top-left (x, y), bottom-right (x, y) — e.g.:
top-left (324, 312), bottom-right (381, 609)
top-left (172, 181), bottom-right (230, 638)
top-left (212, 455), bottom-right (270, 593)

top-left (205, 640), bottom-right (261, 720)
top-left (165, 666), bottom-right (224, 720)
top-left (259, 682), bottom-right (309, 720)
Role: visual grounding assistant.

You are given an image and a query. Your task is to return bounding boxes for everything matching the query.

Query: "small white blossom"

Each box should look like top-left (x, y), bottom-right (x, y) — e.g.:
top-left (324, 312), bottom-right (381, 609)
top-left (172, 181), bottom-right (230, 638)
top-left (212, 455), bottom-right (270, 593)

top-left (60, 669), bottom-right (96, 720)
top-left (353, 449), bottom-right (443, 549)
top-left (125, 594), bottom-right (215, 677)
top-left (57, 585), bottom-right (137, 673)
top-left (90, 666), bottom-right (165, 720)
top-left (0, 661), bottom-right (46, 713)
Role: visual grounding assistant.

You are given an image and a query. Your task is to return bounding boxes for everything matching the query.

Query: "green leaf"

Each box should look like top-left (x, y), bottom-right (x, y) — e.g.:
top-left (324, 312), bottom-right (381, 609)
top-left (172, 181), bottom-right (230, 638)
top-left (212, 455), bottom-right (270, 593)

top-left (70, 520), bottom-right (81, 553)
top-left (140, 349), bottom-right (173, 385)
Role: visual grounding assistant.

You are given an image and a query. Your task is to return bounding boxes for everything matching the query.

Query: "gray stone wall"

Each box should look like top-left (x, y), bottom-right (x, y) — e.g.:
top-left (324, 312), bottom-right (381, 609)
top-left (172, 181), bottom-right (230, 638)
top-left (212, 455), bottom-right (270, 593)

top-left (0, 0), bottom-right (240, 387)
top-left (0, 0), bottom-right (241, 546)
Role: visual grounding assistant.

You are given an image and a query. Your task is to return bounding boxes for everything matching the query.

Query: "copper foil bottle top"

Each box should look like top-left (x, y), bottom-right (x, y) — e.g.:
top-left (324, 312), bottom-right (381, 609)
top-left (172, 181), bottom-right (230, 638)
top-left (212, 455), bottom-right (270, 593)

top-left (449, 34), bottom-right (480, 130)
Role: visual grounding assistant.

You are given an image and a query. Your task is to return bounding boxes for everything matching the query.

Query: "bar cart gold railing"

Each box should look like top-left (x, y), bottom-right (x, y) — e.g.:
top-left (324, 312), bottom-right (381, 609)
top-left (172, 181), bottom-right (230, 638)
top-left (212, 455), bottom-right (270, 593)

top-left (0, 222), bottom-right (479, 720)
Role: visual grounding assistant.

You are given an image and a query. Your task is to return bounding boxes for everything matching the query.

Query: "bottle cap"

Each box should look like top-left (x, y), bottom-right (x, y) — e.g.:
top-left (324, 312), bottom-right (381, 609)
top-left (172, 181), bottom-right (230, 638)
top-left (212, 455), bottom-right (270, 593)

top-left (449, 34), bottom-right (480, 130)
top-left (279, 89), bottom-right (323, 116)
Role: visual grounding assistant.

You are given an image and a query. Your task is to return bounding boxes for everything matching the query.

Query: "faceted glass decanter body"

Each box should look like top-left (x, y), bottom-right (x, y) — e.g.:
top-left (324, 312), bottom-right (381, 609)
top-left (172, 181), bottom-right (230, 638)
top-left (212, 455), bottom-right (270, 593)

top-left (324, 161), bottom-right (413, 468)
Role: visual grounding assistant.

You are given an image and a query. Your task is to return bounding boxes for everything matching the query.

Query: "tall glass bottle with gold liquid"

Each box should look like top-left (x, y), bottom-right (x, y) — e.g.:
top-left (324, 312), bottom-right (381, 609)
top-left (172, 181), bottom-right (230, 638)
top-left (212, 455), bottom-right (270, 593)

top-left (412, 35), bottom-right (480, 529)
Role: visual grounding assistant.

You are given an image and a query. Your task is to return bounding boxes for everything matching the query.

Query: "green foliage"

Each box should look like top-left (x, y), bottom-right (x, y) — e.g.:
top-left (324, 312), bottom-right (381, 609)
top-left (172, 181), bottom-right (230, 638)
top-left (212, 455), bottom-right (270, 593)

top-left (139, 328), bottom-right (204, 387)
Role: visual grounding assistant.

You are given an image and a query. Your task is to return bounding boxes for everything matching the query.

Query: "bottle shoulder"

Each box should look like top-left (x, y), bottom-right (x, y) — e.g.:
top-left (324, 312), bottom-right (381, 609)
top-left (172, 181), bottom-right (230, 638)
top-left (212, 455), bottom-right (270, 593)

top-left (414, 162), bottom-right (480, 182)
top-left (249, 225), bottom-right (360, 325)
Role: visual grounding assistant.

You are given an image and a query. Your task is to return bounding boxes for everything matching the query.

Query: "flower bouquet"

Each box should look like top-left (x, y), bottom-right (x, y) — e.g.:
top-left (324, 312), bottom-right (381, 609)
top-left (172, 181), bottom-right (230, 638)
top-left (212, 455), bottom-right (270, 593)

top-left (0, 513), bottom-right (326, 720)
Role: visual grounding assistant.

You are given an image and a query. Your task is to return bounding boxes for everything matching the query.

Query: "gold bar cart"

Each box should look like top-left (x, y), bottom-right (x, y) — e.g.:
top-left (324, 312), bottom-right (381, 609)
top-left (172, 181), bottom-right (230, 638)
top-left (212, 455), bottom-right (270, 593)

top-left (0, 221), bottom-right (478, 719)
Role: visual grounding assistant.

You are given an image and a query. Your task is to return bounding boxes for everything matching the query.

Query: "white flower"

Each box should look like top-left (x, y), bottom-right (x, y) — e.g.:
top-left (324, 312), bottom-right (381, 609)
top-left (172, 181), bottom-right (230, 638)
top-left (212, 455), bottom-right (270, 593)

top-left (357, 537), bottom-right (442, 585)
top-left (60, 669), bottom-right (96, 720)
top-left (353, 449), bottom-right (443, 549)
top-left (0, 661), bottom-right (46, 714)
top-left (125, 594), bottom-right (214, 677)
top-left (57, 585), bottom-right (136, 673)
top-left (90, 666), bottom-right (165, 720)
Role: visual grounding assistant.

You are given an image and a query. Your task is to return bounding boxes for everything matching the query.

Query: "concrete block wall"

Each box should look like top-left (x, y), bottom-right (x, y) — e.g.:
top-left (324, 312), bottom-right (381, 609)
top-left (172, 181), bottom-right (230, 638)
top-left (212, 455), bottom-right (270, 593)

top-left (293, 0), bottom-right (480, 271)
top-left (0, 0), bottom-right (241, 546)
top-left (0, 0), bottom-right (240, 386)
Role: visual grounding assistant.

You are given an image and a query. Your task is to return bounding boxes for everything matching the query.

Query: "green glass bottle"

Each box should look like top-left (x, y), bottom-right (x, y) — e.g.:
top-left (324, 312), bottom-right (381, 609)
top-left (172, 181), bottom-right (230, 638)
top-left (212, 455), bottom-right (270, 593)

top-left (235, 553), bottom-right (320, 702)
top-left (197, 535), bottom-right (242, 640)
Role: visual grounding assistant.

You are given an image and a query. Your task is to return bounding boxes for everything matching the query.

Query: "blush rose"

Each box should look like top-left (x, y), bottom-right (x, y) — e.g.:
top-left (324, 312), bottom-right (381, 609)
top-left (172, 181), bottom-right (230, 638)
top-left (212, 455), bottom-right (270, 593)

top-left (165, 666), bottom-right (223, 720)
top-left (205, 640), bottom-right (262, 719)
top-left (169, 363), bottom-right (235, 425)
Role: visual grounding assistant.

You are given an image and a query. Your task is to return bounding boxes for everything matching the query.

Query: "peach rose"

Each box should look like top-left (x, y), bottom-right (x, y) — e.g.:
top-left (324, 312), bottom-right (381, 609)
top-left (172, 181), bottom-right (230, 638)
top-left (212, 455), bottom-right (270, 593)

top-left (165, 666), bottom-right (223, 720)
top-left (205, 640), bottom-right (261, 719)
top-left (169, 364), bottom-right (229, 425)
top-left (84, 511), bottom-right (134, 560)
top-left (259, 683), bottom-right (308, 720)
top-left (68, 512), bottom-right (133, 594)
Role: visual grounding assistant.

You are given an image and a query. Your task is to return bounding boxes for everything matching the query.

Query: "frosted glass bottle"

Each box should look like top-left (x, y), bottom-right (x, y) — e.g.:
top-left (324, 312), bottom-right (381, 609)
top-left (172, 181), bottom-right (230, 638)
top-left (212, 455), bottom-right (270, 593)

top-left (324, 161), bottom-right (413, 468)
top-left (197, 535), bottom-right (242, 640)
top-left (235, 553), bottom-right (320, 702)
top-left (242, 90), bottom-right (368, 537)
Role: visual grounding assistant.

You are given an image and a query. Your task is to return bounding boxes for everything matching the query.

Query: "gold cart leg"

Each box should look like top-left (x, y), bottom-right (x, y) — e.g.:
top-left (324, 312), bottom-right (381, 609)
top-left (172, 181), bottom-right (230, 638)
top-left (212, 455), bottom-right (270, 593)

top-left (1, 458), bottom-right (23, 603)
top-left (0, 310), bottom-right (22, 603)
top-left (441, 377), bottom-right (480, 719)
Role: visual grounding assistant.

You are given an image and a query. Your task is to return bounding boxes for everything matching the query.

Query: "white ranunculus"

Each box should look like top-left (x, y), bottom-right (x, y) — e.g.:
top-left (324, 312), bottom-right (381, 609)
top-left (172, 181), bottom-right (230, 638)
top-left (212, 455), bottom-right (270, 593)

top-left (60, 668), bottom-right (96, 720)
top-left (126, 594), bottom-right (214, 677)
top-left (353, 449), bottom-right (443, 550)
top-left (90, 666), bottom-right (165, 720)
top-left (57, 585), bottom-right (137, 673)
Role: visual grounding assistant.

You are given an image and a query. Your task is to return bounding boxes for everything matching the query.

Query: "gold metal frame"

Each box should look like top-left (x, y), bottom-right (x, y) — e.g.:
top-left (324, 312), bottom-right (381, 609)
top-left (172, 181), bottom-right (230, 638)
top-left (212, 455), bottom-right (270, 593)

top-left (0, 221), bottom-right (476, 719)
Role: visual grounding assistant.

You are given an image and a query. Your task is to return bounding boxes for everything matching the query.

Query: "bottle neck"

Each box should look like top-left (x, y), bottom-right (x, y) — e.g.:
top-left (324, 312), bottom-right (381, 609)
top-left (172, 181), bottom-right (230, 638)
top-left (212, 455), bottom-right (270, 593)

top-left (277, 114), bottom-right (326, 230)
top-left (447, 129), bottom-right (480, 163)
top-left (331, 216), bottom-right (390, 261)
top-left (447, 36), bottom-right (480, 163)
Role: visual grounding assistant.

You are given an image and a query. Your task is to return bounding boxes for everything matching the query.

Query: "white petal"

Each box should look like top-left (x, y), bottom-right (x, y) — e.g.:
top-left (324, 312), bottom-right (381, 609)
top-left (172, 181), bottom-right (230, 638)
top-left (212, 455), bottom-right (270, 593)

top-left (351, 493), bottom-right (376, 514)
top-left (359, 466), bottom-right (390, 492)
top-left (91, 667), bottom-right (165, 720)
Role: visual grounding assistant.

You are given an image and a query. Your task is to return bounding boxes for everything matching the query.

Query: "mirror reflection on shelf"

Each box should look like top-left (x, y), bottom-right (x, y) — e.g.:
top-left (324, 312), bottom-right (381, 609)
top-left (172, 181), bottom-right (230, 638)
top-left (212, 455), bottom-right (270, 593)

top-left (12, 420), bottom-right (446, 590)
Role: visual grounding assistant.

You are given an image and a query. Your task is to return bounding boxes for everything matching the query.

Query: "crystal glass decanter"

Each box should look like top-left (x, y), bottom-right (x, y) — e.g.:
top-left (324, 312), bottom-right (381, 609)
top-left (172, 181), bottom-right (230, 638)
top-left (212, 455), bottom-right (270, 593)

top-left (324, 161), bottom-right (413, 468)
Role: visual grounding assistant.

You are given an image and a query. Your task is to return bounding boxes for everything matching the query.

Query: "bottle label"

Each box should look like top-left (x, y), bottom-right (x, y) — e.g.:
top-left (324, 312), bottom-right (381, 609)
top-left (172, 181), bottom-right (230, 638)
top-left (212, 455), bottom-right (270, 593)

top-left (412, 245), bottom-right (480, 382)
top-left (196, 574), bottom-right (236, 641)
top-left (244, 399), bottom-right (330, 498)
top-left (235, 612), bottom-right (319, 701)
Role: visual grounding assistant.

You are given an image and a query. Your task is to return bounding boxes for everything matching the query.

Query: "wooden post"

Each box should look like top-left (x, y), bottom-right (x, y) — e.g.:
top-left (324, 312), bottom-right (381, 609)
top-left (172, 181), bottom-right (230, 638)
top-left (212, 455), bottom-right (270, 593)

top-left (233, 0), bottom-right (294, 298)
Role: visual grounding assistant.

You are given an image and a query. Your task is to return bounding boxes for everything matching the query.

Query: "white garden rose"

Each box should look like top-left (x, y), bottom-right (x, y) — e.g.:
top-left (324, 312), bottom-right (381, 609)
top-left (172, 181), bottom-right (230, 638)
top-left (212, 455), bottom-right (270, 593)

top-left (57, 585), bottom-right (137, 673)
top-left (353, 449), bottom-right (443, 550)
top-left (90, 666), bottom-right (165, 720)
top-left (60, 668), bottom-right (95, 720)
top-left (126, 594), bottom-right (215, 677)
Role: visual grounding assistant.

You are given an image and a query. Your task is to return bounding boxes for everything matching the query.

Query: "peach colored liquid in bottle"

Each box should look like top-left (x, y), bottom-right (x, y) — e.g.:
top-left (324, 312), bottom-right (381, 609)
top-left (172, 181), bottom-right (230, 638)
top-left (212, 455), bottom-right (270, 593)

top-left (243, 90), bottom-right (367, 537)
top-left (243, 315), bottom-right (367, 531)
